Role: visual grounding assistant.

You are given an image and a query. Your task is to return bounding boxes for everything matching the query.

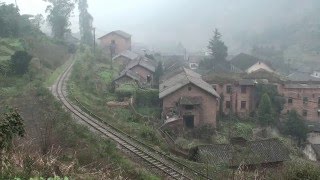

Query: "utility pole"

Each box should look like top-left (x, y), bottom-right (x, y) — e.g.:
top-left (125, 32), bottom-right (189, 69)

top-left (93, 27), bottom-right (96, 55)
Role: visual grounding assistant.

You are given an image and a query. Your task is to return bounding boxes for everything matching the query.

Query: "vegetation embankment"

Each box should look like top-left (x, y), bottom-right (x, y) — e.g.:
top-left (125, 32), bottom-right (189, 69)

top-left (68, 47), bottom-right (167, 152)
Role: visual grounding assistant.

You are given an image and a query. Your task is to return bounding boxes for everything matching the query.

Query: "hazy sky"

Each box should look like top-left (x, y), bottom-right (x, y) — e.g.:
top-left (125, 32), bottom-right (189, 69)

top-left (2, 0), bottom-right (318, 53)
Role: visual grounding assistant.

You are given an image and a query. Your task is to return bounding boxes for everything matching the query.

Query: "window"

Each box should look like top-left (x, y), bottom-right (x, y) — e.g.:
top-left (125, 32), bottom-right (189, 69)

top-left (318, 97), bottom-right (320, 108)
top-left (226, 85), bottom-right (232, 94)
top-left (303, 110), bottom-right (308, 117)
top-left (147, 75), bottom-right (151, 83)
top-left (241, 101), bottom-right (246, 109)
top-left (288, 97), bottom-right (293, 104)
top-left (226, 101), bottom-right (231, 109)
top-left (241, 86), bottom-right (246, 94)
top-left (303, 97), bottom-right (308, 104)
top-left (318, 111), bottom-right (320, 117)
top-left (188, 86), bottom-right (192, 91)
top-left (185, 105), bottom-right (194, 110)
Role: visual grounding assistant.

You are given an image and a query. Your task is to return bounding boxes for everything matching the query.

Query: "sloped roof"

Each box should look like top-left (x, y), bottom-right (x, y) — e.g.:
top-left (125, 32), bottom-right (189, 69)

top-left (192, 138), bottom-right (289, 167)
top-left (99, 30), bottom-right (131, 39)
top-left (125, 57), bottom-right (156, 73)
top-left (230, 53), bottom-right (261, 71)
top-left (159, 68), bottom-right (219, 99)
top-left (114, 69), bottom-right (141, 82)
top-left (284, 84), bottom-right (320, 89)
top-left (112, 50), bottom-right (139, 61)
top-left (239, 79), bottom-right (256, 86)
top-left (287, 72), bottom-right (320, 82)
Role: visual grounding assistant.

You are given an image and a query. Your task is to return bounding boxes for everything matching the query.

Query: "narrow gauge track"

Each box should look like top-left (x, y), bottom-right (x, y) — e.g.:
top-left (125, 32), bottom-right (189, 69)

top-left (54, 60), bottom-right (211, 180)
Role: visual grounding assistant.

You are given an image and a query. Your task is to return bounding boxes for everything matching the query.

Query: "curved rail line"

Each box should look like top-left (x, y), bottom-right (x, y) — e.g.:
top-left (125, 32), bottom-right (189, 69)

top-left (54, 60), bottom-right (211, 180)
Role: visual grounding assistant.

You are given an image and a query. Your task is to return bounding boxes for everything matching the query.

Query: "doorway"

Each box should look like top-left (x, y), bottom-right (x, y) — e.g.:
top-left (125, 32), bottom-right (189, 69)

top-left (184, 115), bottom-right (194, 128)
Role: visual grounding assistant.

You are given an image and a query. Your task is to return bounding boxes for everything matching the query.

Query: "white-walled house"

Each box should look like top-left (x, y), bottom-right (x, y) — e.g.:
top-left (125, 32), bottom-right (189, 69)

top-left (246, 61), bottom-right (274, 74)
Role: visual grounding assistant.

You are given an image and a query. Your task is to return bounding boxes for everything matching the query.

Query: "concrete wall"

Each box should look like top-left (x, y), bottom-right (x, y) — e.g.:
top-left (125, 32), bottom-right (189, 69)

top-left (162, 83), bottom-right (218, 128)
top-left (303, 144), bottom-right (317, 161)
top-left (100, 33), bottom-right (131, 54)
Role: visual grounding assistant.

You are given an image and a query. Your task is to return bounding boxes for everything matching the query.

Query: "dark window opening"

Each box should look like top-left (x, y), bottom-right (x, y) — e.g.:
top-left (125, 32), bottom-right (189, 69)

top-left (303, 110), bottom-right (308, 117)
top-left (288, 97), bottom-right (293, 104)
top-left (147, 75), bottom-right (151, 83)
top-left (303, 97), bottom-right (308, 104)
top-left (226, 101), bottom-right (231, 109)
top-left (318, 97), bottom-right (320, 108)
top-left (184, 115), bottom-right (194, 128)
top-left (188, 86), bottom-right (192, 91)
top-left (318, 111), bottom-right (320, 117)
top-left (185, 105), bottom-right (194, 110)
top-left (241, 101), bottom-right (246, 109)
top-left (226, 85), bottom-right (232, 94)
top-left (241, 86), bottom-right (246, 94)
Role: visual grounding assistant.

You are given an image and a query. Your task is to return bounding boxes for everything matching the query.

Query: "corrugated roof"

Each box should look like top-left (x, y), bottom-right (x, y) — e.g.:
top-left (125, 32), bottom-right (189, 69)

top-left (159, 68), bottom-right (219, 98)
top-left (112, 50), bottom-right (139, 61)
top-left (98, 30), bottom-right (131, 39)
top-left (193, 138), bottom-right (289, 167)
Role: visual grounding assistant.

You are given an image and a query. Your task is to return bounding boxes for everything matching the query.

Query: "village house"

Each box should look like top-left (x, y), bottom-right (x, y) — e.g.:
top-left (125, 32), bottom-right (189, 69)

top-left (98, 30), bottom-right (131, 55)
top-left (159, 68), bottom-right (220, 128)
top-left (230, 53), bottom-right (274, 74)
top-left (113, 56), bottom-right (156, 87)
top-left (204, 75), bottom-right (257, 117)
top-left (190, 137), bottom-right (290, 169)
top-left (112, 50), bottom-right (139, 70)
top-left (304, 144), bottom-right (320, 161)
top-left (278, 83), bottom-right (320, 122)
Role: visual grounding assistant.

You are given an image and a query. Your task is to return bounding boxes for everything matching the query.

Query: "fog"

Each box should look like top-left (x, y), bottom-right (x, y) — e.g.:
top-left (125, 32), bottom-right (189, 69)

top-left (3, 0), bottom-right (320, 54)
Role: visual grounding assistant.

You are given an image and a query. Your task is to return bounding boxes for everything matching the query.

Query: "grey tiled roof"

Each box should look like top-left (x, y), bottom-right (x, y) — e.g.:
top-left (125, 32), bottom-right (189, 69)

top-left (112, 50), bottom-right (139, 61)
top-left (125, 57), bottom-right (156, 73)
top-left (287, 72), bottom-right (320, 82)
top-left (159, 68), bottom-right (219, 98)
top-left (99, 30), bottom-right (131, 39)
top-left (239, 79), bottom-right (256, 86)
top-left (284, 84), bottom-right (320, 89)
top-left (114, 69), bottom-right (141, 82)
top-left (192, 138), bottom-right (289, 167)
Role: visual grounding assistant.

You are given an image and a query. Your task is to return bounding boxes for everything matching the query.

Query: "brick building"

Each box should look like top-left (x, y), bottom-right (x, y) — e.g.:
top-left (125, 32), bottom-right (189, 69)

top-left (279, 83), bottom-right (320, 122)
top-left (112, 50), bottom-right (139, 70)
top-left (99, 30), bottom-right (131, 55)
top-left (207, 79), bottom-right (257, 117)
top-left (159, 68), bottom-right (220, 128)
top-left (113, 56), bottom-right (155, 87)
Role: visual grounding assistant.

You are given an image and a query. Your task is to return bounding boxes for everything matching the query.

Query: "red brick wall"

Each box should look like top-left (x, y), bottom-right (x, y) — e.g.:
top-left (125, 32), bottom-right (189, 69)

top-left (212, 83), bottom-right (255, 117)
top-left (278, 84), bottom-right (320, 122)
top-left (99, 33), bottom-right (131, 54)
top-left (162, 83), bottom-right (218, 127)
top-left (130, 65), bottom-right (153, 83)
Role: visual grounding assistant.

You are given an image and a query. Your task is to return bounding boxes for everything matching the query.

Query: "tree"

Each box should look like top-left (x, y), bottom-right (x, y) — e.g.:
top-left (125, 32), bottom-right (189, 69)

top-left (0, 3), bottom-right (20, 37)
top-left (44, 0), bottom-right (75, 40)
top-left (77, 0), bottom-right (93, 45)
top-left (285, 110), bottom-right (307, 145)
top-left (257, 93), bottom-right (275, 127)
top-left (0, 107), bottom-right (25, 150)
top-left (10, 51), bottom-right (32, 75)
top-left (207, 28), bottom-right (228, 65)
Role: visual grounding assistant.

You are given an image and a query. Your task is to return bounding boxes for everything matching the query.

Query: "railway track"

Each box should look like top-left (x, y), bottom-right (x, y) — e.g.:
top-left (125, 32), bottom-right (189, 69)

top-left (53, 59), bottom-right (210, 180)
